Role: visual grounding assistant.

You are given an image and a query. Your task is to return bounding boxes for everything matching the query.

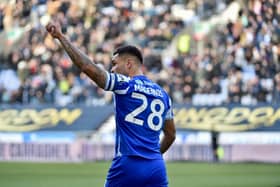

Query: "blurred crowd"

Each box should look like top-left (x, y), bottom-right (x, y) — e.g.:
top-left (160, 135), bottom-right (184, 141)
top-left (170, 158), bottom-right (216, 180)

top-left (0, 0), bottom-right (279, 106)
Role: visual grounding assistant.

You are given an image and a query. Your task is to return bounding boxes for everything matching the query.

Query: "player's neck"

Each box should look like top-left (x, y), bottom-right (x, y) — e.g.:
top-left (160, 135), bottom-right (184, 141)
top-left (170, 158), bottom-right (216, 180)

top-left (128, 69), bottom-right (143, 78)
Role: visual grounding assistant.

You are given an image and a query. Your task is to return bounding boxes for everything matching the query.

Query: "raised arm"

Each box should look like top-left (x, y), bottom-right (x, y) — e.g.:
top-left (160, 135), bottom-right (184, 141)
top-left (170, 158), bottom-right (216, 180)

top-left (46, 22), bottom-right (108, 89)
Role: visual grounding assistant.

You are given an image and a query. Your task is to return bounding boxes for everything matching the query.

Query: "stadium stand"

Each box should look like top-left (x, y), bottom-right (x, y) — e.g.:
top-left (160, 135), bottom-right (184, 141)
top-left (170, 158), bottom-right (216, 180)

top-left (0, 0), bottom-right (278, 106)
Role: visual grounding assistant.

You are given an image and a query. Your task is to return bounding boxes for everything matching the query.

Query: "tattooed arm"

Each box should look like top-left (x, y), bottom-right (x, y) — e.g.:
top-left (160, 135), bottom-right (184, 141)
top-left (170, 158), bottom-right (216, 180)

top-left (46, 22), bottom-right (107, 89)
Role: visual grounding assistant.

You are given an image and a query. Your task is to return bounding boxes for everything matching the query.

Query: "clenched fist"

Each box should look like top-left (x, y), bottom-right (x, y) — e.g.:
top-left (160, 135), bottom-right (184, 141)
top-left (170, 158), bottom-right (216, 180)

top-left (46, 22), bottom-right (63, 39)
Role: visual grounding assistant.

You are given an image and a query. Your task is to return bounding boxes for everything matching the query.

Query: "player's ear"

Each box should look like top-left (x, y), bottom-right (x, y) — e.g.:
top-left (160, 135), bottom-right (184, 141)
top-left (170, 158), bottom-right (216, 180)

top-left (126, 58), bottom-right (133, 69)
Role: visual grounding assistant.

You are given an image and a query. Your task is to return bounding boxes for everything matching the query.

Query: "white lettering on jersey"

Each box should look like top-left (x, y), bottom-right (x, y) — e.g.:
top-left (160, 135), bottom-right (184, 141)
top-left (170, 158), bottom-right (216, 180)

top-left (134, 84), bottom-right (163, 97)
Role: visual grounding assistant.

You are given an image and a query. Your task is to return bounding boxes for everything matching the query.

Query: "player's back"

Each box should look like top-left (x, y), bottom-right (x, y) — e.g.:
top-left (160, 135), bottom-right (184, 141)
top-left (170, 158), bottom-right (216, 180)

top-left (110, 74), bottom-right (172, 159)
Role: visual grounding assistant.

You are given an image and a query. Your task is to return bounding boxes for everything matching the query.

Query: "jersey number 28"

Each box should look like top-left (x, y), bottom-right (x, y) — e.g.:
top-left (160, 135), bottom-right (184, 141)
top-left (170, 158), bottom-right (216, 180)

top-left (125, 92), bottom-right (165, 131)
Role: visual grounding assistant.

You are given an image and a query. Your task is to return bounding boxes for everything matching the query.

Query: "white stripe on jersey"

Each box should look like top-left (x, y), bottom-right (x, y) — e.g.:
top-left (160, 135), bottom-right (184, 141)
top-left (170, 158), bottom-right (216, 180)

top-left (165, 98), bottom-right (174, 119)
top-left (109, 74), bottom-right (116, 91)
top-left (104, 72), bottom-right (110, 90)
top-left (116, 135), bottom-right (122, 157)
top-left (114, 87), bottom-right (129, 95)
top-left (165, 108), bottom-right (173, 119)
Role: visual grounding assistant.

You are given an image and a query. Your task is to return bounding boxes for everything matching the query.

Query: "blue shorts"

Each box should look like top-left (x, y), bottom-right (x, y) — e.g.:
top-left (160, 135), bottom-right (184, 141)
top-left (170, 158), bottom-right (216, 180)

top-left (105, 156), bottom-right (168, 187)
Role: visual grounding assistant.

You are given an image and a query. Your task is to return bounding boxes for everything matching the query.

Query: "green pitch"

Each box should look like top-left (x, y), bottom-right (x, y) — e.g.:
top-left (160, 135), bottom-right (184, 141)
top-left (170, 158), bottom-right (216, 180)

top-left (0, 161), bottom-right (279, 187)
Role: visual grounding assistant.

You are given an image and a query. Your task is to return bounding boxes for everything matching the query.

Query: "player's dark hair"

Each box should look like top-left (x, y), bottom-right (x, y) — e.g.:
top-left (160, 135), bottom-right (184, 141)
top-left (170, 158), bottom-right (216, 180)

top-left (113, 45), bottom-right (143, 64)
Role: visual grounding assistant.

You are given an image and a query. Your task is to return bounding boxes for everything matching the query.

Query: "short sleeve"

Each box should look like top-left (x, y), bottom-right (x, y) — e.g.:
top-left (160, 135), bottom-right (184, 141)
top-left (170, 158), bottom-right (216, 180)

top-left (104, 72), bottom-right (131, 95)
top-left (165, 98), bottom-right (174, 120)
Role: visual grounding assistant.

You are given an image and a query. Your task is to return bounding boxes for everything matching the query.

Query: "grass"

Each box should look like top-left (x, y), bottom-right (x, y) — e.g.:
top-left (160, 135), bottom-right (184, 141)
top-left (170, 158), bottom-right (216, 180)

top-left (0, 161), bottom-right (279, 187)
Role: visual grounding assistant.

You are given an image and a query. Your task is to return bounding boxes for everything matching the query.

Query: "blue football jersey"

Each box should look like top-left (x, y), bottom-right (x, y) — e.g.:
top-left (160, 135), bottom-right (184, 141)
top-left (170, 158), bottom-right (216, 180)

top-left (104, 73), bottom-right (173, 159)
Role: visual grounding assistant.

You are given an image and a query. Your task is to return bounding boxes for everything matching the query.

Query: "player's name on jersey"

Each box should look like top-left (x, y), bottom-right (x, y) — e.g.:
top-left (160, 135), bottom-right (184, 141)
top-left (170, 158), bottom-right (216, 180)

top-left (134, 84), bottom-right (163, 97)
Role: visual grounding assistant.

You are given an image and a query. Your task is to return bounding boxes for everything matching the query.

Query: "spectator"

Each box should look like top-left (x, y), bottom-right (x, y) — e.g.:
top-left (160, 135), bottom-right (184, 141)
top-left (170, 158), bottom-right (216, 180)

top-left (0, 0), bottom-right (279, 106)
